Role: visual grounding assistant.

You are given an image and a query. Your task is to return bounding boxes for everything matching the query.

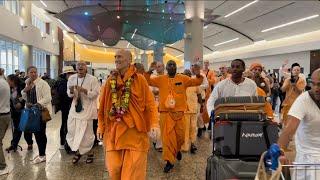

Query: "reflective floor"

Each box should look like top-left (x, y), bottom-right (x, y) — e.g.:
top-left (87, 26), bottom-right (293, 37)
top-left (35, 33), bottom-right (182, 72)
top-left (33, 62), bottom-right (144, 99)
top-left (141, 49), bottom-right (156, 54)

top-left (0, 112), bottom-right (212, 180)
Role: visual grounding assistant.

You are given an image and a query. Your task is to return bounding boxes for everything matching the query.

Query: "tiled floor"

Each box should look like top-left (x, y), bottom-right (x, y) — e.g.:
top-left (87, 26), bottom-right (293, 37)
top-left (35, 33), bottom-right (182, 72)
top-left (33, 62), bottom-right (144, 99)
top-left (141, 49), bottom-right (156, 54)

top-left (0, 112), bottom-right (213, 180)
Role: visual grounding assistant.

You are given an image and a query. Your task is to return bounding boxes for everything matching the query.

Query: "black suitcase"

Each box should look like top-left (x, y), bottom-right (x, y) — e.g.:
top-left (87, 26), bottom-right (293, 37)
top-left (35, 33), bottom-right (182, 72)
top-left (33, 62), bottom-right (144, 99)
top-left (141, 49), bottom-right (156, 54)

top-left (213, 121), bottom-right (279, 160)
top-left (217, 112), bottom-right (267, 121)
top-left (206, 155), bottom-right (258, 180)
top-left (214, 96), bottom-right (265, 107)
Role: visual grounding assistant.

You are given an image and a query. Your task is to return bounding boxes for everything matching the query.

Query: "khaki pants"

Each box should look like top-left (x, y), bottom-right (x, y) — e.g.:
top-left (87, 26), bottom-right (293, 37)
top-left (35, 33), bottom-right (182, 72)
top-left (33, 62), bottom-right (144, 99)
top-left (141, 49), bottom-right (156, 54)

top-left (0, 114), bottom-right (10, 170)
top-left (181, 113), bottom-right (197, 151)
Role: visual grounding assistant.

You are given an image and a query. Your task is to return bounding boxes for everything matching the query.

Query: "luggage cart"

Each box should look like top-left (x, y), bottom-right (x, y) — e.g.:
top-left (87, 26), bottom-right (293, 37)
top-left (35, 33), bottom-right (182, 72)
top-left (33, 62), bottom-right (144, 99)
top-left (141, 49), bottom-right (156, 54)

top-left (281, 163), bottom-right (320, 180)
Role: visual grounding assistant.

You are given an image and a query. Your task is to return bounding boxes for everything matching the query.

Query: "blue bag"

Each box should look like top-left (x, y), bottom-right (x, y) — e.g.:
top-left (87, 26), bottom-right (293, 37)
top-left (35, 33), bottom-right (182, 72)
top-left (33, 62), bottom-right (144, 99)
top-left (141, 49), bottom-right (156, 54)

top-left (19, 106), bottom-right (41, 132)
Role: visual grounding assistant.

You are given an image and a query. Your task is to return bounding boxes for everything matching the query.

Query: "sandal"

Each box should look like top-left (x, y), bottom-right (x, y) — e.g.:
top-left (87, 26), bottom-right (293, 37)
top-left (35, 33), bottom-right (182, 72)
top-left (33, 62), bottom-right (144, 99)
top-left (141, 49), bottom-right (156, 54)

top-left (72, 153), bottom-right (82, 164)
top-left (85, 154), bottom-right (94, 164)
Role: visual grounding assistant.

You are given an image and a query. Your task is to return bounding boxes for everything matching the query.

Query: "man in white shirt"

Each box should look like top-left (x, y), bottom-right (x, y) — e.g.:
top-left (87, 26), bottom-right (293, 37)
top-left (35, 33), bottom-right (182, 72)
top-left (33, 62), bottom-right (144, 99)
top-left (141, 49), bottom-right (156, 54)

top-left (0, 68), bottom-right (12, 175)
top-left (66, 61), bottom-right (100, 164)
top-left (278, 68), bottom-right (320, 180)
top-left (207, 59), bottom-right (257, 116)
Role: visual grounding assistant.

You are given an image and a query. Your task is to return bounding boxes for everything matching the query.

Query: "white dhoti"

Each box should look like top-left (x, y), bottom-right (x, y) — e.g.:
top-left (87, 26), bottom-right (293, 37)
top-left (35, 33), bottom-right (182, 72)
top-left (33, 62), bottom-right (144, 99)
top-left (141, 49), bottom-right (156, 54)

top-left (66, 118), bottom-right (95, 155)
top-left (66, 73), bottom-right (100, 155)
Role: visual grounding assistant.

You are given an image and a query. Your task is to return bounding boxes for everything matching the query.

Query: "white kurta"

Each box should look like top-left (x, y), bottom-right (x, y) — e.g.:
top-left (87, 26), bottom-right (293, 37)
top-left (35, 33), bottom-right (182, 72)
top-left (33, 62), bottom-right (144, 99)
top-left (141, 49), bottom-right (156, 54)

top-left (66, 73), bottom-right (100, 154)
top-left (206, 78), bottom-right (257, 116)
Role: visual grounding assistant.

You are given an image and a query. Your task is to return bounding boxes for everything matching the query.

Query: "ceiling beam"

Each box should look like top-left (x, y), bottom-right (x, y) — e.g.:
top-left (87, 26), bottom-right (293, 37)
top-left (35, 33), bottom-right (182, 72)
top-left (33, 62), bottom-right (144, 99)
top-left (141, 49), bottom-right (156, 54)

top-left (209, 22), bottom-right (254, 42)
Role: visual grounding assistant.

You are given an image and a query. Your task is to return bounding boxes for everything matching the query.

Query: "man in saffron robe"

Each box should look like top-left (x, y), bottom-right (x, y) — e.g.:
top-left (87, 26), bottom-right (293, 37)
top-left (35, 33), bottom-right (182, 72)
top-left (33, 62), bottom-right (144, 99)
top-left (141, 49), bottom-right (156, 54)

top-left (201, 60), bottom-right (217, 127)
top-left (281, 63), bottom-right (306, 127)
top-left (98, 49), bottom-right (158, 180)
top-left (145, 60), bottom-right (203, 173)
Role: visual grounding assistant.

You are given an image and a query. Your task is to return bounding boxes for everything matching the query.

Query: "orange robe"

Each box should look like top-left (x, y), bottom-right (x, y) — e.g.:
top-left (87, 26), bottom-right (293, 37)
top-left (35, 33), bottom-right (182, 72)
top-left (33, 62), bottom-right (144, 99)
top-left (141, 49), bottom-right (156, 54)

top-left (202, 69), bottom-right (217, 123)
top-left (257, 87), bottom-right (274, 119)
top-left (145, 73), bottom-right (203, 164)
top-left (281, 77), bottom-right (306, 127)
top-left (98, 66), bottom-right (158, 180)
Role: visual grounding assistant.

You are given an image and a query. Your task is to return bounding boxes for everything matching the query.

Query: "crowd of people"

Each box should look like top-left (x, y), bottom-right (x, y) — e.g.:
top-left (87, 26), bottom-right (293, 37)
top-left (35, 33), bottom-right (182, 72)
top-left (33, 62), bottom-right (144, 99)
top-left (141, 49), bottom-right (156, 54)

top-left (0, 48), bottom-right (319, 179)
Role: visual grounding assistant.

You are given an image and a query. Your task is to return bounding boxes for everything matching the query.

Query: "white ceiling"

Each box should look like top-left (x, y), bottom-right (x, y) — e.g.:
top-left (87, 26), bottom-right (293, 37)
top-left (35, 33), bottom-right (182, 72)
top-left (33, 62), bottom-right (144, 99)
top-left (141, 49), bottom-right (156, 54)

top-left (33, 0), bottom-right (320, 57)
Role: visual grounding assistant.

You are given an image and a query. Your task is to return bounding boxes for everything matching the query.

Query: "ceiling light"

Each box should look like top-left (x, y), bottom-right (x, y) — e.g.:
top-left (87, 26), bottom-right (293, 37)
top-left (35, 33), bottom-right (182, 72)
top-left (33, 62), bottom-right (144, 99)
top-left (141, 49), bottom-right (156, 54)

top-left (170, 17), bottom-right (172, 20)
top-left (224, 0), bottom-right (258, 18)
top-left (176, 54), bottom-right (184, 58)
top-left (214, 38), bottom-right (239, 47)
top-left (117, 15), bottom-right (120, 19)
top-left (127, 43), bottom-right (130, 48)
top-left (84, 11), bottom-right (89, 16)
top-left (162, 9), bottom-right (165, 13)
top-left (148, 41), bottom-right (155, 46)
top-left (254, 40), bottom-right (267, 44)
top-left (57, 19), bottom-right (71, 31)
top-left (40, 0), bottom-right (47, 8)
top-left (131, 28), bottom-right (137, 39)
top-left (146, 8), bottom-right (149, 11)
top-left (74, 35), bottom-right (81, 42)
top-left (261, 14), bottom-right (319, 32)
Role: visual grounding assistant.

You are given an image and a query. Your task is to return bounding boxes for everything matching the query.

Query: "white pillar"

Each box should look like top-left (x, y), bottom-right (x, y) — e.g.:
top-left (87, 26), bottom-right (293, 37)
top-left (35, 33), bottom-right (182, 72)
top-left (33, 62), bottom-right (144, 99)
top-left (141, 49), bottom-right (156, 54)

top-left (50, 55), bottom-right (59, 78)
top-left (20, 1), bottom-right (33, 71)
top-left (21, 44), bottom-right (33, 70)
top-left (153, 44), bottom-right (163, 62)
top-left (141, 51), bottom-right (148, 70)
top-left (184, 0), bottom-right (204, 68)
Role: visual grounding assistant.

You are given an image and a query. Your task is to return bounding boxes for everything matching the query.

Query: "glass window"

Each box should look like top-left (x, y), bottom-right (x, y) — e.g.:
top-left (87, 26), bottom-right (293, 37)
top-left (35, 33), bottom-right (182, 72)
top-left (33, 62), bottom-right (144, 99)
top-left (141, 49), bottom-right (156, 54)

top-left (1, 0), bottom-right (18, 14)
top-left (0, 39), bottom-right (22, 76)
top-left (4, 0), bottom-right (11, 11)
top-left (32, 49), bottom-right (47, 77)
top-left (11, 0), bottom-right (17, 14)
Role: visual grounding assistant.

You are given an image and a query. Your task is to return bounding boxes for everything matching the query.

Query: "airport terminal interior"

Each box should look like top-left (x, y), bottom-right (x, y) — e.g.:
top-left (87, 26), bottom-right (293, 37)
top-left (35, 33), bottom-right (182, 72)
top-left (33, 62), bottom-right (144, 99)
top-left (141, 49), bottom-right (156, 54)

top-left (0, 0), bottom-right (320, 179)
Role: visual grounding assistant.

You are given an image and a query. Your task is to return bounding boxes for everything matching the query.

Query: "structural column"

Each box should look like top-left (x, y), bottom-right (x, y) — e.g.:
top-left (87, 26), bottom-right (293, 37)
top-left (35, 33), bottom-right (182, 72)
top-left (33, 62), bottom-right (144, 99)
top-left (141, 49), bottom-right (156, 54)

top-left (20, 0), bottom-right (33, 71)
top-left (184, 0), bottom-right (204, 68)
top-left (141, 51), bottom-right (148, 70)
top-left (153, 43), bottom-right (164, 62)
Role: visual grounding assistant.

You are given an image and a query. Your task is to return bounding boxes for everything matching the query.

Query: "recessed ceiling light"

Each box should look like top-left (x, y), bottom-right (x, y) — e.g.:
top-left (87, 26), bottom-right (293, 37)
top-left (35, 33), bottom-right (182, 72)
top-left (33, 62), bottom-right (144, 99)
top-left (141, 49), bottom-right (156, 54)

top-left (224, 0), bottom-right (258, 18)
top-left (40, 0), bottom-right (47, 8)
top-left (261, 14), bottom-right (319, 32)
top-left (214, 38), bottom-right (239, 47)
top-left (117, 15), bottom-right (120, 19)
top-left (84, 12), bottom-right (89, 16)
top-left (131, 28), bottom-right (137, 39)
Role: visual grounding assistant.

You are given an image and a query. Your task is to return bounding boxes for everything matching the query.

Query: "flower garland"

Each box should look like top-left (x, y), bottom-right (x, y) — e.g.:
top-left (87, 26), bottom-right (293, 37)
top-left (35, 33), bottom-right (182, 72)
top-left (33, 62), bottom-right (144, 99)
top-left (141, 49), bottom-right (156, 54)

top-left (109, 76), bottom-right (132, 121)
